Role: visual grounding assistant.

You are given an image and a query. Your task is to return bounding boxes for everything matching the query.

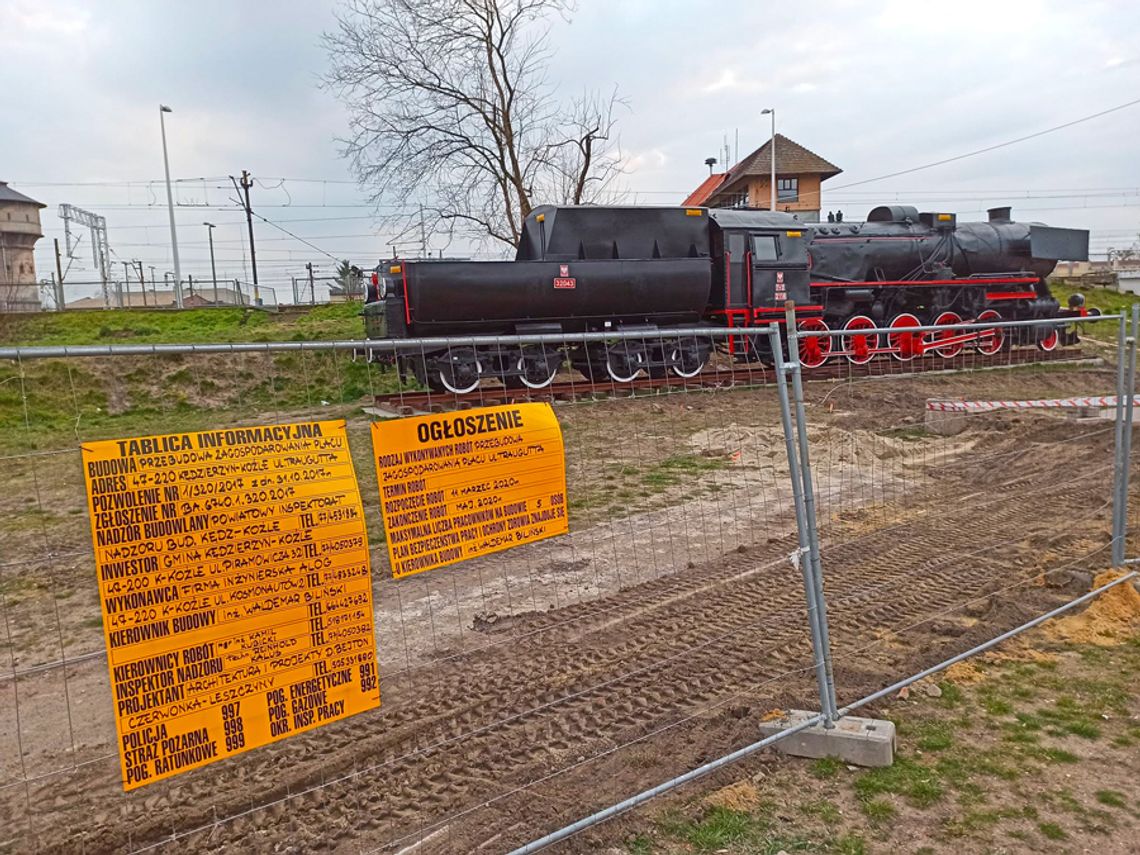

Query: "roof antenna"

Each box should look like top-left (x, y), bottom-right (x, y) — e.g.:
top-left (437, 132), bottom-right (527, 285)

top-left (705, 157), bottom-right (717, 175)
top-left (734, 128), bottom-right (739, 165)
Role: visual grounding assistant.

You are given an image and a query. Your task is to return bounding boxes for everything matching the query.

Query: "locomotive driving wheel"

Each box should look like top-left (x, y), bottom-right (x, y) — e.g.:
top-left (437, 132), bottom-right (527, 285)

top-left (797, 318), bottom-right (832, 369)
top-left (888, 313), bottom-right (922, 361)
top-left (841, 315), bottom-right (879, 365)
top-left (975, 309), bottom-right (1004, 355)
top-left (931, 311), bottom-right (965, 359)
top-left (1037, 327), bottom-right (1060, 352)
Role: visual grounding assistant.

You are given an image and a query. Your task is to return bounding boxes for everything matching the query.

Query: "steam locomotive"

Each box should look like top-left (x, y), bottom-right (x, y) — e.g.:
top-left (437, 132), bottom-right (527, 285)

top-left (363, 204), bottom-right (1090, 393)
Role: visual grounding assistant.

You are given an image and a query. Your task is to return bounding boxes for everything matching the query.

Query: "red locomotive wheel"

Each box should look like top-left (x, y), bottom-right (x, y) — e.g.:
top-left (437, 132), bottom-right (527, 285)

top-left (975, 309), bottom-right (1004, 355)
top-left (931, 311), bottom-right (964, 358)
top-left (1037, 328), bottom-right (1060, 352)
top-left (842, 315), bottom-right (879, 365)
top-left (888, 313), bottom-right (922, 361)
top-left (797, 318), bottom-right (832, 369)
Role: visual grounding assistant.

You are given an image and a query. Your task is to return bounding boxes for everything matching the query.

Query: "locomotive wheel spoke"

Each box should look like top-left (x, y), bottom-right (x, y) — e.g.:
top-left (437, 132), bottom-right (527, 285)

top-left (888, 313), bottom-right (922, 361)
top-left (842, 315), bottom-right (879, 365)
top-left (975, 309), bottom-right (1004, 355)
top-left (797, 318), bottom-right (832, 369)
top-left (931, 311), bottom-right (965, 359)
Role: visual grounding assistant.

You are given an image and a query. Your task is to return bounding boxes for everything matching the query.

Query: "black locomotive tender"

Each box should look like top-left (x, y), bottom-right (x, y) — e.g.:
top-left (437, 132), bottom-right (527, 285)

top-left (363, 205), bottom-right (1090, 393)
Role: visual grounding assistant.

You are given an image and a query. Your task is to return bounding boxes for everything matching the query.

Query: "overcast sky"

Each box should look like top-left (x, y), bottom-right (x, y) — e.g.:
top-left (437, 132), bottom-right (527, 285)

top-left (5, 0), bottom-right (1140, 301)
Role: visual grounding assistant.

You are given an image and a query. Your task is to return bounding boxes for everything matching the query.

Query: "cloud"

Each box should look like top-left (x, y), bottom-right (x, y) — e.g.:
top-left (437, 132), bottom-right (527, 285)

top-left (4, 0), bottom-right (90, 35)
top-left (702, 69), bottom-right (746, 94)
top-left (624, 148), bottom-right (669, 172)
top-left (5, 0), bottom-right (1140, 288)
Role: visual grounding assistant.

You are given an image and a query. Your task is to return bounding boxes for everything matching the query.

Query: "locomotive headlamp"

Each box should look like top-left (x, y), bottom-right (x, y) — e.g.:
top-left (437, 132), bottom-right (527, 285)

top-left (937, 213), bottom-right (953, 222)
top-left (389, 265), bottom-right (402, 274)
top-left (786, 231), bottom-right (802, 238)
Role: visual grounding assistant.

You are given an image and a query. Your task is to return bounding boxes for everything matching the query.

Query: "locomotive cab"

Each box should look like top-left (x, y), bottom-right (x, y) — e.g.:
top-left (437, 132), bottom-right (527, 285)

top-left (707, 209), bottom-right (812, 324)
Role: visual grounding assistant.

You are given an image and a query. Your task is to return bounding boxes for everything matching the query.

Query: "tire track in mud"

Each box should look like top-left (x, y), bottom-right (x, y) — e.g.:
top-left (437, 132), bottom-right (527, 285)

top-left (26, 436), bottom-right (1113, 854)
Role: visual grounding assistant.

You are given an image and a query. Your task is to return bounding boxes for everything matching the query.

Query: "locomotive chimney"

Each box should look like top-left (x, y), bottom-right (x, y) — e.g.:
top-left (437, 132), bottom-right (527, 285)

top-left (988, 206), bottom-right (1012, 223)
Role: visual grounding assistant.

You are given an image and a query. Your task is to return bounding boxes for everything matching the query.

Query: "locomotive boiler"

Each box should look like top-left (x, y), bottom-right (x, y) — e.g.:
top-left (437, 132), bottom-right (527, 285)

top-left (364, 204), bottom-right (1089, 392)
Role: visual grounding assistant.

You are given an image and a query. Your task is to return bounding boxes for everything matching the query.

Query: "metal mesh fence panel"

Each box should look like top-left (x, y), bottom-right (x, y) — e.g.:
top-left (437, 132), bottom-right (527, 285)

top-left (0, 313), bottom-right (1129, 853)
top-left (788, 313), bottom-right (1129, 726)
top-left (0, 328), bottom-right (831, 853)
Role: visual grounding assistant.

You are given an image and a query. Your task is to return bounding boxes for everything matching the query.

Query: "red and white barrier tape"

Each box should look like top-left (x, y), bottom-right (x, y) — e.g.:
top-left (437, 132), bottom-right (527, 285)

top-left (926, 396), bottom-right (1131, 413)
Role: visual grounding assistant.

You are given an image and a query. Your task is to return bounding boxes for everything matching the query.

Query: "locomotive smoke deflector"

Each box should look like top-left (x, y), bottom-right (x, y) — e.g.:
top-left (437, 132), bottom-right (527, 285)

top-left (1029, 226), bottom-right (1090, 262)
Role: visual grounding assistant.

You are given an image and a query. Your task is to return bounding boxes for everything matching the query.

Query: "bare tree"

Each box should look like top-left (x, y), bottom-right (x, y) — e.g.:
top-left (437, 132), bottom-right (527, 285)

top-left (323, 0), bottom-right (624, 251)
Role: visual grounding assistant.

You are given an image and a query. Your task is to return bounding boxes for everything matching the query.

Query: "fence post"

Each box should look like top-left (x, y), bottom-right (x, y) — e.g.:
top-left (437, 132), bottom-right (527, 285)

top-left (1112, 313), bottom-right (1129, 566)
top-left (782, 307), bottom-right (839, 724)
top-left (1116, 306), bottom-right (1140, 565)
top-left (768, 323), bottom-right (836, 725)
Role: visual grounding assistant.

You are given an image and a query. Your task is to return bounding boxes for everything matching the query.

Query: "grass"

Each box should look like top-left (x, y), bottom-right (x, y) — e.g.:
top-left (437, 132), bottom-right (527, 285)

top-left (860, 798), bottom-right (897, 824)
top-left (1049, 280), bottom-right (1138, 316)
top-left (853, 756), bottom-right (945, 808)
top-left (0, 333), bottom-right (405, 455)
top-left (800, 799), bottom-right (841, 824)
top-left (639, 453), bottom-right (730, 490)
top-left (1094, 789), bottom-right (1126, 808)
top-left (651, 806), bottom-right (867, 855)
top-left (809, 756), bottom-right (844, 779)
top-left (0, 303), bottom-right (367, 346)
top-left (0, 306), bottom-right (387, 455)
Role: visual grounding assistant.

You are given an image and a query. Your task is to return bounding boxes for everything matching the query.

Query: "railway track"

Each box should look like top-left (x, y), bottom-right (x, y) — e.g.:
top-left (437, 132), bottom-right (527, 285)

top-left (371, 347), bottom-right (1091, 413)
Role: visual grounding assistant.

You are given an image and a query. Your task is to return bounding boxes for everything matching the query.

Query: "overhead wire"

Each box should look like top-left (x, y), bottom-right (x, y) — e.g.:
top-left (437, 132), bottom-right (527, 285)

top-left (824, 96), bottom-right (1140, 192)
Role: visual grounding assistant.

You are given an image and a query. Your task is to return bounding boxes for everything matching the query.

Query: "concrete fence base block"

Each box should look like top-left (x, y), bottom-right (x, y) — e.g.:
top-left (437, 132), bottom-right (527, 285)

top-left (758, 710), bottom-right (896, 768)
top-left (924, 399), bottom-right (967, 435)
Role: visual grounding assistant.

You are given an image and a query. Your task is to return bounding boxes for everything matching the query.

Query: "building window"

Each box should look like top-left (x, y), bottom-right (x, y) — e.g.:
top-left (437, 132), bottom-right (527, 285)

top-left (777, 178), bottom-right (798, 202)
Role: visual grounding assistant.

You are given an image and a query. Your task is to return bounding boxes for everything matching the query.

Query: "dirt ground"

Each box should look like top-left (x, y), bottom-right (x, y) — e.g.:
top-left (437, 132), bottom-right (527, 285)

top-left (603, 584), bottom-right (1140, 854)
top-left (0, 358), bottom-right (1134, 853)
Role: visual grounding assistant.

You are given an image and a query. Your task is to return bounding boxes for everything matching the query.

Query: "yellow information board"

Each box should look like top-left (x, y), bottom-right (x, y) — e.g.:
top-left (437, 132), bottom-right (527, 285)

top-left (372, 403), bottom-right (569, 578)
top-left (82, 420), bottom-right (380, 791)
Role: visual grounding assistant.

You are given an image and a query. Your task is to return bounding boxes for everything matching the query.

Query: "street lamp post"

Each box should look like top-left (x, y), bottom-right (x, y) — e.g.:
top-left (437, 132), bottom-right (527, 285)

top-left (760, 108), bottom-right (776, 211)
top-left (203, 222), bottom-right (218, 305)
top-left (159, 105), bottom-right (183, 308)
